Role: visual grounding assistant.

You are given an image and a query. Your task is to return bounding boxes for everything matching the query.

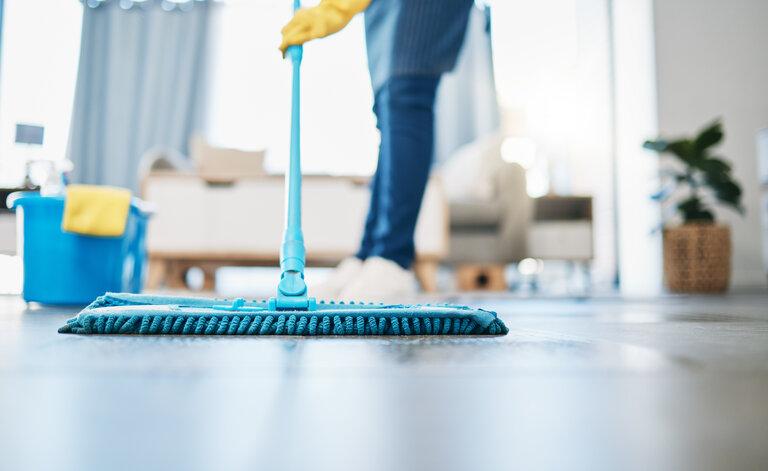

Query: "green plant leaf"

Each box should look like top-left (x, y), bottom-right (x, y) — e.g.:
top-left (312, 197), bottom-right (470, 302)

top-left (698, 157), bottom-right (731, 174)
top-left (665, 139), bottom-right (696, 164)
top-left (706, 174), bottom-right (740, 193)
top-left (644, 119), bottom-right (743, 220)
top-left (677, 196), bottom-right (715, 223)
top-left (711, 180), bottom-right (743, 211)
top-left (643, 139), bottom-right (668, 152)
top-left (644, 137), bottom-right (699, 165)
top-left (678, 196), bottom-right (703, 213)
top-left (691, 209), bottom-right (715, 223)
top-left (704, 170), bottom-right (731, 186)
top-left (694, 120), bottom-right (724, 154)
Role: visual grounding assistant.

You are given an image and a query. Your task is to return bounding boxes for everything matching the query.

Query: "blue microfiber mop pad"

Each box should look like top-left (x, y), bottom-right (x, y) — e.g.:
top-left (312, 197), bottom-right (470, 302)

top-left (58, 293), bottom-right (508, 336)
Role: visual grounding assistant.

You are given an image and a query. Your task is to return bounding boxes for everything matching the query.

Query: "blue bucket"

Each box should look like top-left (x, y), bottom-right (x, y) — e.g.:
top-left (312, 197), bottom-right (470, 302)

top-left (8, 192), bottom-right (151, 305)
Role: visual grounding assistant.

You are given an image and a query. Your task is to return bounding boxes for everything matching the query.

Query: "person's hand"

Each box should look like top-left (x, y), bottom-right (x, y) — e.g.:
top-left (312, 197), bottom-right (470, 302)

top-left (279, 0), bottom-right (371, 55)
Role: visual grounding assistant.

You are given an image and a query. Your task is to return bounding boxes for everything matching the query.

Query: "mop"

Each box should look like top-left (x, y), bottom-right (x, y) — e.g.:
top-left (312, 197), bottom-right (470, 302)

top-left (58, 0), bottom-right (508, 336)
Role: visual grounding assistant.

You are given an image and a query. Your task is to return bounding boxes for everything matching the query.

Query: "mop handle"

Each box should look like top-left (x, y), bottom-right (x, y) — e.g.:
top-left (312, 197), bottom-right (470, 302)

top-left (285, 0), bottom-right (303, 241)
top-left (275, 0), bottom-right (310, 306)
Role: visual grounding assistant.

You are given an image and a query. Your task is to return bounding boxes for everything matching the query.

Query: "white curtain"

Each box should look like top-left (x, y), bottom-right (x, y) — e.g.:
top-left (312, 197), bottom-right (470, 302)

top-left (68, 0), bottom-right (213, 190)
top-left (434, 5), bottom-right (500, 165)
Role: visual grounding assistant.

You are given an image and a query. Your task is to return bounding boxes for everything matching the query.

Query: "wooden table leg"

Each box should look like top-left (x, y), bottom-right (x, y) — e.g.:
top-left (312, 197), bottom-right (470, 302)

top-left (456, 264), bottom-right (507, 291)
top-left (146, 258), bottom-right (168, 290)
top-left (165, 260), bottom-right (190, 290)
top-left (201, 264), bottom-right (218, 292)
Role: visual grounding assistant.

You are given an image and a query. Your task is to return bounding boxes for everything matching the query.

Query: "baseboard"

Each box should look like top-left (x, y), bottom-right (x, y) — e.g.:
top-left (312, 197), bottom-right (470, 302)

top-left (730, 268), bottom-right (768, 290)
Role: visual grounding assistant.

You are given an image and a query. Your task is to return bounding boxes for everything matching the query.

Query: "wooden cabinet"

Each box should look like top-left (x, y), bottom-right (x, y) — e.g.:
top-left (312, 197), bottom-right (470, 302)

top-left (141, 172), bottom-right (448, 291)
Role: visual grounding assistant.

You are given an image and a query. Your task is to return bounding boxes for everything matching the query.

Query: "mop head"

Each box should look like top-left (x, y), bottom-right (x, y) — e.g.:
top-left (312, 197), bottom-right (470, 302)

top-left (58, 293), bottom-right (508, 336)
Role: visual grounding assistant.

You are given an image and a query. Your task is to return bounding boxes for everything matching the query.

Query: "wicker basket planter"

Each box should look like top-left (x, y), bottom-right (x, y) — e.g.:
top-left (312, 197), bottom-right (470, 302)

top-left (663, 224), bottom-right (731, 293)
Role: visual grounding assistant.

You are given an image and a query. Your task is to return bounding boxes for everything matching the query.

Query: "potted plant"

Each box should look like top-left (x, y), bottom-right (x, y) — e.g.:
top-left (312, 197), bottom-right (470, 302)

top-left (644, 120), bottom-right (744, 293)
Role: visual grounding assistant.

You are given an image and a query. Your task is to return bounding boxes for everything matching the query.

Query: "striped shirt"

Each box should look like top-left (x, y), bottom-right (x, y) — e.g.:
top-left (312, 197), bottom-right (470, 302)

top-left (364, 0), bottom-right (474, 92)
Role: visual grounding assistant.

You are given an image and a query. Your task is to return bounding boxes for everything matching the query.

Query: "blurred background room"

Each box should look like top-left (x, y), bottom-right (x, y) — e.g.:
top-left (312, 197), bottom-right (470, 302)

top-left (1, 1), bottom-right (768, 470)
top-left (2, 0), bottom-right (766, 298)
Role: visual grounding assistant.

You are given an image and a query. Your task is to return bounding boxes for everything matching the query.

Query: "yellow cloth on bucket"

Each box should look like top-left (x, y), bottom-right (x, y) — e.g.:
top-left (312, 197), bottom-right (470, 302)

top-left (61, 185), bottom-right (131, 237)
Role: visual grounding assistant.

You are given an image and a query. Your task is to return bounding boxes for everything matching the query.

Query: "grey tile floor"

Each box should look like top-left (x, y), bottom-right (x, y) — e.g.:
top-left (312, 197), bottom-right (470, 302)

top-left (1, 293), bottom-right (767, 471)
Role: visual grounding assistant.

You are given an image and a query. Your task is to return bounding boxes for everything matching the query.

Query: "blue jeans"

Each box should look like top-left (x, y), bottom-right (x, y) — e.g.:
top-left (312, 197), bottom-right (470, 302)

top-left (356, 75), bottom-right (441, 269)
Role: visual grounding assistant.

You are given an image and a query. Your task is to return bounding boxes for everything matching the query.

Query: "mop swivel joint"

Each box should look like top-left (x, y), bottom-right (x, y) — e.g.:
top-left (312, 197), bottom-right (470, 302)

top-left (270, 269), bottom-right (316, 310)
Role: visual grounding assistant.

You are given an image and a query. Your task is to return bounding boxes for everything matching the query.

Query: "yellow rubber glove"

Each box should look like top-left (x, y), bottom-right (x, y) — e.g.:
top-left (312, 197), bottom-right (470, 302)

top-left (279, 0), bottom-right (371, 55)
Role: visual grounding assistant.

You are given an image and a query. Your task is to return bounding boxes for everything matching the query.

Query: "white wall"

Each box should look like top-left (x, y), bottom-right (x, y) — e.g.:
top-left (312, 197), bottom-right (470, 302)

top-left (0, 0), bottom-right (82, 186)
top-left (653, 0), bottom-right (768, 288)
top-left (611, 0), bottom-right (663, 296)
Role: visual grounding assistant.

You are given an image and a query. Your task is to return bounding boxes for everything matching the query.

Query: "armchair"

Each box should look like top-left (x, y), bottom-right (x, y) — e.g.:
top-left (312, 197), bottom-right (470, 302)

top-left (442, 139), bottom-right (531, 290)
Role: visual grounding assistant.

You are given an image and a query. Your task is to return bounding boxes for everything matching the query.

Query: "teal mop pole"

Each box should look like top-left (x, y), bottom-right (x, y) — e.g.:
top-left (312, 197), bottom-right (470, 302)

top-left (271, 0), bottom-right (316, 311)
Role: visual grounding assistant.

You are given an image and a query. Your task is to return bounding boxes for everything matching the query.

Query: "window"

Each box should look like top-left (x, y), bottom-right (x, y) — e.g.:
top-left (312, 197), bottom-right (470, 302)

top-left (490, 0), bottom-right (616, 288)
top-left (0, 0), bottom-right (82, 187)
top-left (205, 0), bottom-right (378, 176)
